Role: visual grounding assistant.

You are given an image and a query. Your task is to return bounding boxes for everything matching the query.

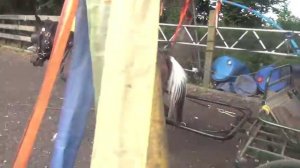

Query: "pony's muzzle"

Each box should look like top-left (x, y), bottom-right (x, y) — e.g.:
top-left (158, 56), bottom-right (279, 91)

top-left (30, 54), bottom-right (44, 66)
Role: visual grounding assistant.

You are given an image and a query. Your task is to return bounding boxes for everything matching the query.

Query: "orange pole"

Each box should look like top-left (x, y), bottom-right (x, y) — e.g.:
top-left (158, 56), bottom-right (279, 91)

top-left (171, 0), bottom-right (191, 47)
top-left (215, 1), bottom-right (222, 27)
top-left (12, 0), bottom-right (78, 167)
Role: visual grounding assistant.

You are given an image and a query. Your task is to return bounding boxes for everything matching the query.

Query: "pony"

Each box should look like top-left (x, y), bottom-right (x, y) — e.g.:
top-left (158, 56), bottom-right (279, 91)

top-left (29, 14), bottom-right (187, 123)
top-left (30, 14), bottom-right (73, 80)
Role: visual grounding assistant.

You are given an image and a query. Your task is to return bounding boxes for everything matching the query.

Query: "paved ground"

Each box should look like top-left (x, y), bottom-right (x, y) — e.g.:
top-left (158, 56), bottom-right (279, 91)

top-left (0, 47), bottom-right (260, 168)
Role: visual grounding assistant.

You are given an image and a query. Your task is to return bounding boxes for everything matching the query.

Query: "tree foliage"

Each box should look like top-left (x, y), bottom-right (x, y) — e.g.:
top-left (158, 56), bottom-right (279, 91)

top-left (277, 1), bottom-right (300, 31)
top-left (195, 0), bottom-right (285, 27)
top-left (0, 0), bottom-right (63, 15)
top-left (35, 0), bottom-right (64, 15)
top-left (0, 0), bottom-right (36, 14)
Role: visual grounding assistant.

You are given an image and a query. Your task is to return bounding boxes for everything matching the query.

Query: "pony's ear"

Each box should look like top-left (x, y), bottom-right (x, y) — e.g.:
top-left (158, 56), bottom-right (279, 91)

top-left (34, 13), bottom-right (43, 28)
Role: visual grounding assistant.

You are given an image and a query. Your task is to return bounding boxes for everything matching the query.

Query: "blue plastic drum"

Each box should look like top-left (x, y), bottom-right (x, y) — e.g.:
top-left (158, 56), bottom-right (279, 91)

top-left (255, 65), bottom-right (287, 93)
top-left (212, 55), bottom-right (250, 82)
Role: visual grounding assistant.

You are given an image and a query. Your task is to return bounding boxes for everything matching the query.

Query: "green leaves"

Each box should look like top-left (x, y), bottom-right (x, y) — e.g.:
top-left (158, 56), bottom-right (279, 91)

top-left (277, 1), bottom-right (300, 31)
top-left (0, 0), bottom-right (63, 15)
top-left (193, 0), bottom-right (283, 27)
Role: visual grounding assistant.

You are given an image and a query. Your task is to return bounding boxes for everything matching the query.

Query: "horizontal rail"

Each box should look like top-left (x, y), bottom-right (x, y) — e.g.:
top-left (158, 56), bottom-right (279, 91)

top-left (0, 15), bottom-right (58, 21)
top-left (0, 32), bottom-right (31, 42)
top-left (0, 23), bottom-right (35, 32)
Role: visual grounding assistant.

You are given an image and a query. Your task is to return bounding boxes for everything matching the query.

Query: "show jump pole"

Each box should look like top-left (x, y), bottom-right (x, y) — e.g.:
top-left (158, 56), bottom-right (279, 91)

top-left (89, 0), bottom-right (168, 167)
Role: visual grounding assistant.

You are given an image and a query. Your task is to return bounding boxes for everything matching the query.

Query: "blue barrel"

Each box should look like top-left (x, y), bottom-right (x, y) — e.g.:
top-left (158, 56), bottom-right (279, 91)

top-left (255, 65), bottom-right (287, 93)
top-left (212, 55), bottom-right (250, 82)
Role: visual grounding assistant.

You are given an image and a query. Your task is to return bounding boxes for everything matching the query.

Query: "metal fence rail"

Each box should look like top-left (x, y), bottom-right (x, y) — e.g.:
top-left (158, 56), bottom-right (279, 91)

top-left (159, 23), bottom-right (300, 57)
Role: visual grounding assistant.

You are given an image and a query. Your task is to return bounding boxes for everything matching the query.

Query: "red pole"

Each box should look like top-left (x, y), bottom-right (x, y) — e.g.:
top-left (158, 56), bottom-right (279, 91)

top-left (12, 0), bottom-right (78, 167)
top-left (215, 1), bottom-right (222, 27)
top-left (170, 0), bottom-right (191, 47)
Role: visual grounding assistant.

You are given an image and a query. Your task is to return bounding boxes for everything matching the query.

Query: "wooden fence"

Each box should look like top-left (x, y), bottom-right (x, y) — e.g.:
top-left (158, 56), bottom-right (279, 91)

top-left (0, 15), bottom-right (59, 48)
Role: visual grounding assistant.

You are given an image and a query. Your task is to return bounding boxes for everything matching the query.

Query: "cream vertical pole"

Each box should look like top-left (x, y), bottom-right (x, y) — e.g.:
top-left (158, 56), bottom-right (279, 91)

top-left (86, 0), bottom-right (111, 105)
top-left (88, 0), bottom-right (167, 167)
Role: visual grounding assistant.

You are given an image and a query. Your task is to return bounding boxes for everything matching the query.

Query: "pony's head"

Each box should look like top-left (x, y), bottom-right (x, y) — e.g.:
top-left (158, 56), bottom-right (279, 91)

top-left (30, 14), bottom-right (57, 66)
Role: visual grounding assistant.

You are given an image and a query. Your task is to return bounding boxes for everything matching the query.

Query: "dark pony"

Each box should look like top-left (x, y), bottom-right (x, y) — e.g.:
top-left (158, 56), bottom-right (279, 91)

top-left (30, 14), bottom-right (73, 80)
top-left (30, 14), bottom-right (187, 123)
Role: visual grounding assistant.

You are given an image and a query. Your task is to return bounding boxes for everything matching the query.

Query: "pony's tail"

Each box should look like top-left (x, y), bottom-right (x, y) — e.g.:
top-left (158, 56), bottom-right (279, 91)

top-left (167, 56), bottom-right (187, 123)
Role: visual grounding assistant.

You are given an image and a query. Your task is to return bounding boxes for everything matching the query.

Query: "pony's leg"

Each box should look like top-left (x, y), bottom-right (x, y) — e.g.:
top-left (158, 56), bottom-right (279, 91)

top-left (60, 48), bottom-right (72, 81)
top-left (175, 86), bottom-right (186, 124)
top-left (158, 53), bottom-right (171, 119)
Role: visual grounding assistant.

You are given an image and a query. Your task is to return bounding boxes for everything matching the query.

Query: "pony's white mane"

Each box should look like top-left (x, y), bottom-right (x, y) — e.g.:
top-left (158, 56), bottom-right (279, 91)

top-left (167, 56), bottom-right (187, 120)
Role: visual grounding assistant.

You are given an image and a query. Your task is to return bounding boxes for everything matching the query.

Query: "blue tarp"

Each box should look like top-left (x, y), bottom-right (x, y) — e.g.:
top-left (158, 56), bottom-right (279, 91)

top-left (233, 75), bottom-right (257, 96)
top-left (216, 74), bottom-right (257, 96)
top-left (50, 0), bottom-right (94, 167)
